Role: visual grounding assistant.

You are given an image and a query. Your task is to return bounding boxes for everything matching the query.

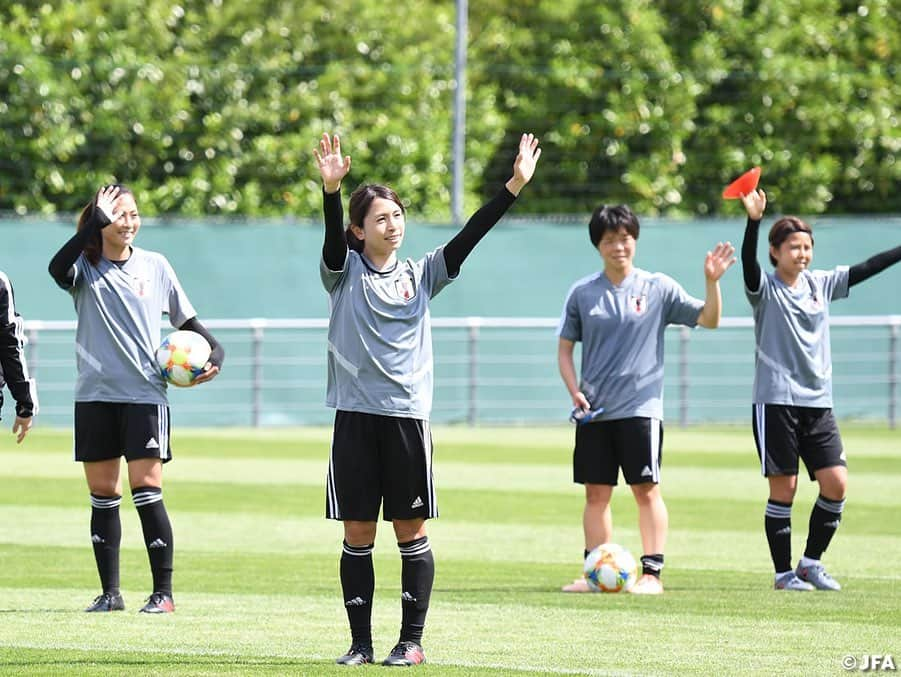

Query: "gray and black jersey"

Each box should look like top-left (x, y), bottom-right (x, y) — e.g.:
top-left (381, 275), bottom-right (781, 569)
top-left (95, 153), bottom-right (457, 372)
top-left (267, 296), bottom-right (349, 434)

top-left (320, 248), bottom-right (452, 419)
top-left (0, 271), bottom-right (37, 418)
top-left (64, 248), bottom-right (196, 405)
top-left (746, 267), bottom-right (849, 407)
top-left (557, 268), bottom-right (704, 421)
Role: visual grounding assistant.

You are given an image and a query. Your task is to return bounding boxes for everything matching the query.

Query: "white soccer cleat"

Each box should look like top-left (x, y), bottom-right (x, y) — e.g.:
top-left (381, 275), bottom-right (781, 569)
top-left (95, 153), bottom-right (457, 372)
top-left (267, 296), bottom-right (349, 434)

top-left (630, 574), bottom-right (664, 595)
top-left (774, 572), bottom-right (815, 591)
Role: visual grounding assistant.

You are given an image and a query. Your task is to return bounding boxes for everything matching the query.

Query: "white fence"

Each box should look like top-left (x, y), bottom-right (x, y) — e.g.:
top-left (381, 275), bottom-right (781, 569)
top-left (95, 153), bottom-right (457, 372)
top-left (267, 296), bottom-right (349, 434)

top-left (20, 316), bottom-right (901, 429)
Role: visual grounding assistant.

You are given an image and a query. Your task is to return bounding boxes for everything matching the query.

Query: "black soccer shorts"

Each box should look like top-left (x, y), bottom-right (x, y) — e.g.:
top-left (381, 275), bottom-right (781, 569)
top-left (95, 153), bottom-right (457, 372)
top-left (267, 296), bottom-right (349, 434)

top-left (74, 401), bottom-right (172, 463)
top-left (326, 410), bottom-right (436, 522)
top-left (573, 416), bottom-right (664, 486)
top-left (752, 403), bottom-right (845, 479)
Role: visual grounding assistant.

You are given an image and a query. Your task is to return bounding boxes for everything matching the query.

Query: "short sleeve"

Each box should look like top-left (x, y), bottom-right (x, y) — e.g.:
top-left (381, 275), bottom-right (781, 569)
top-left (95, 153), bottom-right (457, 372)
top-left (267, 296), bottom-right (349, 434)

top-left (421, 246), bottom-right (453, 300)
top-left (819, 266), bottom-right (850, 302)
top-left (557, 289), bottom-right (582, 342)
top-left (660, 274), bottom-right (704, 327)
top-left (161, 256), bottom-right (196, 327)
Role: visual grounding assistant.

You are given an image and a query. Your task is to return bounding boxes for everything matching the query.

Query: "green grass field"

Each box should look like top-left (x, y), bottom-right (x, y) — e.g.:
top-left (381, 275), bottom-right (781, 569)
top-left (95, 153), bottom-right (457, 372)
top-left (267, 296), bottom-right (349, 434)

top-left (0, 424), bottom-right (899, 675)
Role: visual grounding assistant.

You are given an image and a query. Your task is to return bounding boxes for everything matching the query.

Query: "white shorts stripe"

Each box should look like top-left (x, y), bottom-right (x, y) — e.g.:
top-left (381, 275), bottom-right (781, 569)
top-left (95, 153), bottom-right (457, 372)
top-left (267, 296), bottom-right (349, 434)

top-left (158, 404), bottom-right (170, 460)
top-left (649, 418), bottom-right (661, 483)
top-left (326, 440), bottom-right (340, 519)
top-left (424, 420), bottom-right (437, 518)
top-left (755, 403), bottom-right (767, 476)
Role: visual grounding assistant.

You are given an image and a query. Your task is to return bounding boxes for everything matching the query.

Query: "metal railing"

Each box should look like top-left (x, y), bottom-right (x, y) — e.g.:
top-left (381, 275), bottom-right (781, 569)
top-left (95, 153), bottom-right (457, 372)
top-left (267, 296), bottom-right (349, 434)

top-left (19, 315), bottom-right (901, 429)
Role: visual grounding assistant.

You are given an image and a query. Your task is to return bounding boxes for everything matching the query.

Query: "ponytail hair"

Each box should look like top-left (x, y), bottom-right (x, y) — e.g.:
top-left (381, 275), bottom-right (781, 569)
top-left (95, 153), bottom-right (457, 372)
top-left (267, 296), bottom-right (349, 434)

top-left (345, 225), bottom-right (364, 253)
top-left (76, 184), bottom-right (133, 266)
top-left (346, 183), bottom-right (404, 254)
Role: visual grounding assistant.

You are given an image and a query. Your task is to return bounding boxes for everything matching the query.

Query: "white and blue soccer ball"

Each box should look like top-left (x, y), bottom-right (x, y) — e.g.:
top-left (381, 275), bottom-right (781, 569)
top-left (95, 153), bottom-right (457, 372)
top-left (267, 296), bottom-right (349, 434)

top-left (583, 543), bottom-right (638, 593)
top-left (155, 330), bottom-right (211, 387)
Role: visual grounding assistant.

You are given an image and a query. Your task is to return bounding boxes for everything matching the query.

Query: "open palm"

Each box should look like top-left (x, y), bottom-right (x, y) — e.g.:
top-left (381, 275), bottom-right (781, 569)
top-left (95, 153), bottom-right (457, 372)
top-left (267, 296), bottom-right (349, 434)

top-left (313, 133), bottom-right (351, 190)
top-left (704, 242), bottom-right (737, 281)
top-left (512, 133), bottom-right (541, 185)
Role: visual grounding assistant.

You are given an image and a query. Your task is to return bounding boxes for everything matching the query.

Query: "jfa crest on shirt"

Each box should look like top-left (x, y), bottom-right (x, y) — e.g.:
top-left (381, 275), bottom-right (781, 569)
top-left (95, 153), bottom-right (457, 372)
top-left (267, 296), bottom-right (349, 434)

top-left (394, 271), bottom-right (416, 301)
top-left (628, 294), bottom-right (648, 315)
top-left (130, 275), bottom-right (150, 298)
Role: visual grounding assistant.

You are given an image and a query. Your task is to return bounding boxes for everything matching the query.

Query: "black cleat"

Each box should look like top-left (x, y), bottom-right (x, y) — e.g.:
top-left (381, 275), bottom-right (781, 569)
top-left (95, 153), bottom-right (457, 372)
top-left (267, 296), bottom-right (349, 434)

top-left (335, 644), bottom-right (374, 665)
top-left (382, 641), bottom-right (426, 666)
top-left (138, 592), bottom-right (175, 614)
top-left (85, 591), bottom-right (125, 612)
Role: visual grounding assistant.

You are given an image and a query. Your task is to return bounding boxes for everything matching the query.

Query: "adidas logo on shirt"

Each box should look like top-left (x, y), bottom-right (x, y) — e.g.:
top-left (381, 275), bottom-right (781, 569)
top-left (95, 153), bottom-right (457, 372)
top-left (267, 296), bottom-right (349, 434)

top-left (410, 496), bottom-right (424, 509)
top-left (148, 538), bottom-right (168, 549)
top-left (640, 466), bottom-right (653, 478)
top-left (145, 437), bottom-right (160, 450)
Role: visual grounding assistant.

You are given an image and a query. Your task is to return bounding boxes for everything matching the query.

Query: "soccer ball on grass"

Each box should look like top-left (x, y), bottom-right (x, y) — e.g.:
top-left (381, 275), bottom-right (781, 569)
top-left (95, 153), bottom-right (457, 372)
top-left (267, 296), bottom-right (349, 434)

top-left (155, 330), bottom-right (211, 387)
top-left (583, 543), bottom-right (638, 593)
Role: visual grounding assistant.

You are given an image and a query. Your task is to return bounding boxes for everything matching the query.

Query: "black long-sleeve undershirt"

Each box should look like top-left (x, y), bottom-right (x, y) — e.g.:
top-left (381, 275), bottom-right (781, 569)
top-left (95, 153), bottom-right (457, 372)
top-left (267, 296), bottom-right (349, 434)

top-left (320, 186), bottom-right (518, 277)
top-left (741, 217), bottom-right (763, 292)
top-left (178, 317), bottom-right (225, 368)
top-left (443, 188), bottom-right (517, 277)
top-left (848, 245), bottom-right (901, 287)
top-left (47, 208), bottom-right (111, 288)
top-left (321, 188), bottom-right (347, 272)
top-left (742, 216), bottom-right (900, 291)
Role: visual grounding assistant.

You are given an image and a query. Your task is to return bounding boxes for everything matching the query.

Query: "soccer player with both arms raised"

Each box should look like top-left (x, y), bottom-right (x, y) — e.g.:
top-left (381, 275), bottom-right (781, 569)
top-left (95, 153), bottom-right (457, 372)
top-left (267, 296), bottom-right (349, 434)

top-left (314, 131), bottom-right (540, 665)
top-left (740, 188), bottom-right (901, 591)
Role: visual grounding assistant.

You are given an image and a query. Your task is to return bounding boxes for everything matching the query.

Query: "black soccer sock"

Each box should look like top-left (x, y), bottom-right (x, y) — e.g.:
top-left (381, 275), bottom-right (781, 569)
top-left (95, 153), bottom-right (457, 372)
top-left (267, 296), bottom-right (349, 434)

top-left (398, 536), bottom-right (434, 646)
top-left (340, 541), bottom-right (375, 647)
top-left (90, 494), bottom-right (122, 594)
top-left (133, 486), bottom-right (173, 595)
top-left (640, 554), bottom-right (664, 579)
top-left (804, 495), bottom-right (845, 560)
top-left (765, 499), bottom-right (793, 573)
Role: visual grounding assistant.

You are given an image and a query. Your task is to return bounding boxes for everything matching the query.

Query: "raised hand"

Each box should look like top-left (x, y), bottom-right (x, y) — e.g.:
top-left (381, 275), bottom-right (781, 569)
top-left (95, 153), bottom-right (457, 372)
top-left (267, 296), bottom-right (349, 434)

top-left (507, 133), bottom-right (542, 195)
top-left (313, 133), bottom-right (351, 193)
top-left (704, 242), bottom-right (737, 281)
top-left (740, 189), bottom-right (767, 221)
top-left (94, 185), bottom-right (121, 226)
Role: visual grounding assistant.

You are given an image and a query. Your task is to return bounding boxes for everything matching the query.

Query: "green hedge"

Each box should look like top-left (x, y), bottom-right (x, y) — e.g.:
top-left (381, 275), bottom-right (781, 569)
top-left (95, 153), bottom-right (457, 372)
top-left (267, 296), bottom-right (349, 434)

top-left (1, 0), bottom-right (897, 218)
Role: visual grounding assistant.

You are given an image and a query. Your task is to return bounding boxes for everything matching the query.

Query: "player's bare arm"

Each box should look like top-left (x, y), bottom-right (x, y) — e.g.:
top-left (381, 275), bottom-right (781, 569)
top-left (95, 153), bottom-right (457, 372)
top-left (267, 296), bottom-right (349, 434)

top-left (505, 133), bottom-right (542, 196)
top-left (697, 242), bottom-right (736, 329)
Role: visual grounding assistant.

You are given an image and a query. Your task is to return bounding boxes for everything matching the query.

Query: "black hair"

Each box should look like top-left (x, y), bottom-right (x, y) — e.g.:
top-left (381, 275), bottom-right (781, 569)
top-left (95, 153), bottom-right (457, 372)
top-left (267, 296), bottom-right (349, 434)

top-left (588, 204), bottom-right (640, 247)
top-left (345, 184), bottom-right (405, 254)
top-left (77, 183), bottom-right (133, 266)
top-left (768, 216), bottom-right (814, 266)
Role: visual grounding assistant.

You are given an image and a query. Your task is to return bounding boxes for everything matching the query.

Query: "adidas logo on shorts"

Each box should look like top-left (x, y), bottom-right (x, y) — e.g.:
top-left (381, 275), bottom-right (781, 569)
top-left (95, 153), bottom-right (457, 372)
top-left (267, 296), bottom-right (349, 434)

top-left (145, 437), bottom-right (160, 449)
top-left (410, 496), bottom-right (423, 509)
top-left (641, 466), bottom-right (653, 478)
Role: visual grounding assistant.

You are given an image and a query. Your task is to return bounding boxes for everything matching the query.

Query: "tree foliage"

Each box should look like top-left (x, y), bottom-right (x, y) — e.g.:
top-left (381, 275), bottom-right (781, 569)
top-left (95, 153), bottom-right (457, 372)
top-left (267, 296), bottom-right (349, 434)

top-left (0, 0), bottom-right (897, 218)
